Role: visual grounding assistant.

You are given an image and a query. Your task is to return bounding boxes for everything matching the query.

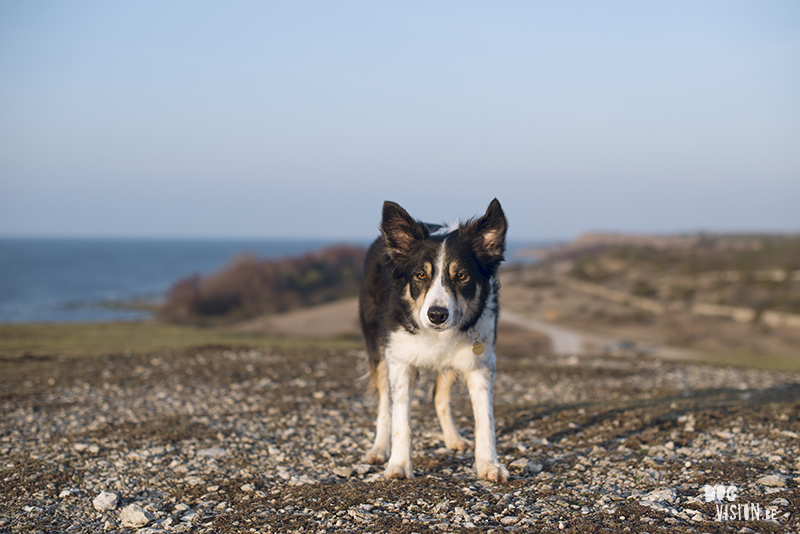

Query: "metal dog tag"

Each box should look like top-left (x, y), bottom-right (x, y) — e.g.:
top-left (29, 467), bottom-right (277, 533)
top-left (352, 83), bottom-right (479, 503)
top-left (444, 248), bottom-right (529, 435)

top-left (472, 341), bottom-right (485, 355)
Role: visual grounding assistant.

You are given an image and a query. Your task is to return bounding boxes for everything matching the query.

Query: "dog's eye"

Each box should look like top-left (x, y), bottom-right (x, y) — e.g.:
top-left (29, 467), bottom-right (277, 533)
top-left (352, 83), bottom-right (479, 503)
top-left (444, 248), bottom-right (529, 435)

top-left (457, 272), bottom-right (467, 281)
top-left (416, 271), bottom-right (426, 280)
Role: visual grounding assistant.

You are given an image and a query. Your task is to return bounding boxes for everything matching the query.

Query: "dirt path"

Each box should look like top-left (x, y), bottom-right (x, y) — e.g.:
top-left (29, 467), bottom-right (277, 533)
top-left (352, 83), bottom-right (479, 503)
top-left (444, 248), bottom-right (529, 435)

top-left (500, 309), bottom-right (586, 354)
top-left (2, 341), bottom-right (798, 533)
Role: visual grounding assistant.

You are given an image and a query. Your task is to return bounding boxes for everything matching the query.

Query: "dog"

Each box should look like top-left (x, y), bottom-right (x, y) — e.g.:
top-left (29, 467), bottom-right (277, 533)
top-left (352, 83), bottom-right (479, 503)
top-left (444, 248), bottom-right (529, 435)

top-left (358, 199), bottom-right (509, 482)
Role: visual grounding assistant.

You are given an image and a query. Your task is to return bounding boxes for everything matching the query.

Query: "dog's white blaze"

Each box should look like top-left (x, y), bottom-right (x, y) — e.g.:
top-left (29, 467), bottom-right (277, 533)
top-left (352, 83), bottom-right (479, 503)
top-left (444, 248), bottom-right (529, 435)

top-left (419, 243), bottom-right (459, 330)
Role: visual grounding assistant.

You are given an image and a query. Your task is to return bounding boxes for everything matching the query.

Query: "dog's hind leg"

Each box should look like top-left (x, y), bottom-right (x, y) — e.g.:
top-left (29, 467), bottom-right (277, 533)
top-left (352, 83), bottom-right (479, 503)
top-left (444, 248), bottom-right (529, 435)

top-left (434, 371), bottom-right (473, 451)
top-left (364, 359), bottom-right (391, 465)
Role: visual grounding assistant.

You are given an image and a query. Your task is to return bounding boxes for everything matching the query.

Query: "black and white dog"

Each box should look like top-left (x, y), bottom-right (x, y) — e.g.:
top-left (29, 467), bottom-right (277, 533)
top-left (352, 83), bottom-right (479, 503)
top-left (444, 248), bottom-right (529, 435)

top-left (359, 199), bottom-right (509, 482)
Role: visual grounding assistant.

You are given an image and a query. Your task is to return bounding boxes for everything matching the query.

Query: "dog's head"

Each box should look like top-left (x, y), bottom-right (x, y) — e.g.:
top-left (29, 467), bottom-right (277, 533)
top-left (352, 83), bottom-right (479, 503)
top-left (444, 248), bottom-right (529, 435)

top-left (381, 199), bottom-right (507, 332)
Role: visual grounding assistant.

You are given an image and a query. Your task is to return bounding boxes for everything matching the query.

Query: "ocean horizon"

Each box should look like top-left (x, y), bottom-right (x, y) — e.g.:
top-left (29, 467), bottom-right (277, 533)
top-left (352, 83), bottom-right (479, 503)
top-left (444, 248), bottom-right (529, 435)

top-left (0, 237), bottom-right (547, 323)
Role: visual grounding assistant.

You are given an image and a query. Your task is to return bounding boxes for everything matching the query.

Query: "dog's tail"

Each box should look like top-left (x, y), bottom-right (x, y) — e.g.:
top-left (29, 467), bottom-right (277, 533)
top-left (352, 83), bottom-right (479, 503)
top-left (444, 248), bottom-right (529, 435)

top-left (360, 353), bottom-right (388, 403)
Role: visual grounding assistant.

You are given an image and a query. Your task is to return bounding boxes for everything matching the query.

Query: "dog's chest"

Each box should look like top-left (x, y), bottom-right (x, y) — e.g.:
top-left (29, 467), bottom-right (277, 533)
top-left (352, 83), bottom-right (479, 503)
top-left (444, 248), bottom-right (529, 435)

top-left (385, 328), bottom-right (488, 371)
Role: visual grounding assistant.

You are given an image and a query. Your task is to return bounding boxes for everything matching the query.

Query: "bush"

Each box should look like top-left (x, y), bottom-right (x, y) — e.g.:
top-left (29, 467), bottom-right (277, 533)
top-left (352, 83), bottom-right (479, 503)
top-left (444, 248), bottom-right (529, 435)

top-left (160, 245), bottom-right (366, 323)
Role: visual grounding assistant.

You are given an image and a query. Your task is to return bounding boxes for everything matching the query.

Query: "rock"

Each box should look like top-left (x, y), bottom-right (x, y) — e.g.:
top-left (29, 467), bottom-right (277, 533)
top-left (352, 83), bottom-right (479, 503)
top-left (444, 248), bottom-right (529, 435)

top-left (181, 511), bottom-right (199, 523)
top-left (240, 483), bottom-right (256, 492)
top-left (641, 488), bottom-right (676, 503)
top-left (93, 491), bottom-right (119, 512)
top-left (333, 467), bottom-right (353, 478)
top-left (196, 447), bottom-right (226, 458)
top-left (353, 464), bottom-right (372, 476)
top-left (432, 500), bottom-right (450, 513)
top-left (512, 458), bottom-right (544, 474)
top-left (509, 458), bottom-right (530, 469)
top-left (757, 474), bottom-right (786, 488)
top-left (119, 503), bottom-right (155, 528)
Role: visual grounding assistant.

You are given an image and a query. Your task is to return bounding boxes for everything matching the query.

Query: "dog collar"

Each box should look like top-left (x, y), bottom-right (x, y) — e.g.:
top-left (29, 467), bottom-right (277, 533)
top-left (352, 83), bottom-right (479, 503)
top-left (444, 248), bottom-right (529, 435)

top-left (468, 327), bottom-right (485, 355)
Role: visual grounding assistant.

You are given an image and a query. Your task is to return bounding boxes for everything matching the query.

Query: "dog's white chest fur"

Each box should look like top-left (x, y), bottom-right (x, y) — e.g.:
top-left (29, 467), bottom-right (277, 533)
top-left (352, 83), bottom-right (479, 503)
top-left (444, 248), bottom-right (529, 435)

top-left (387, 329), bottom-right (482, 371)
top-left (386, 303), bottom-right (497, 372)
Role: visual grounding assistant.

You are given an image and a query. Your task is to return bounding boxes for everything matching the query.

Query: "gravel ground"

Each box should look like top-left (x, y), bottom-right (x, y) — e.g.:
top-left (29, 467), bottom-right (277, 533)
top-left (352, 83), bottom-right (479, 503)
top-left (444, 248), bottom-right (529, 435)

top-left (2, 338), bottom-right (799, 533)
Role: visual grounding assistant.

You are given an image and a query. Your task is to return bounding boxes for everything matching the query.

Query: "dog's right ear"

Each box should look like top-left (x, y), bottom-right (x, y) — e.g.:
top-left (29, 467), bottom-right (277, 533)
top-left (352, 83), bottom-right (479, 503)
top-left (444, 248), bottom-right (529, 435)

top-left (381, 201), bottom-right (426, 258)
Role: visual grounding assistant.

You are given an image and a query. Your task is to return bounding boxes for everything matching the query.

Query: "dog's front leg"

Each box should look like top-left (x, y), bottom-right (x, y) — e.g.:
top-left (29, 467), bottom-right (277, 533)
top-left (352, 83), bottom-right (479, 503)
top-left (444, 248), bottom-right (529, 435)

top-left (466, 366), bottom-right (508, 483)
top-left (384, 360), bottom-right (415, 479)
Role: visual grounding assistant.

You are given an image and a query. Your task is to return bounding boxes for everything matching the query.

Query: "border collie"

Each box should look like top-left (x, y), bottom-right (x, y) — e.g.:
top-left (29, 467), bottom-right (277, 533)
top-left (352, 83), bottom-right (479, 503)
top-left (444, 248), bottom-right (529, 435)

top-left (359, 199), bottom-right (509, 482)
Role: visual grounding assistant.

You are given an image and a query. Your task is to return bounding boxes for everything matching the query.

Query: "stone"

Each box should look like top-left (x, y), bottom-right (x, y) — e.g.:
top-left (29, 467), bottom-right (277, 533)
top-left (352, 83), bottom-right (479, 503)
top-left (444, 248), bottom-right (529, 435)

top-left (93, 491), bottom-right (119, 512)
top-left (509, 458), bottom-right (543, 474)
top-left (119, 503), bottom-right (155, 528)
top-left (333, 467), bottom-right (353, 478)
top-left (641, 488), bottom-right (676, 503)
top-left (757, 474), bottom-right (786, 488)
top-left (432, 500), bottom-right (450, 513)
top-left (196, 447), bottom-right (226, 459)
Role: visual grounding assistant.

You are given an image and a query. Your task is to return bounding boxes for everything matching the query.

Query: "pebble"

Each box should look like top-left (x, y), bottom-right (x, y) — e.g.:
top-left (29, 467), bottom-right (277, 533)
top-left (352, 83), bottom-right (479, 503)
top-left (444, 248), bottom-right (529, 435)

top-left (92, 491), bottom-right (119, 512)
top-left (642, 488), bottom-right (676, 503)
top-left (332, 466), bottom-right (353, 478)
top-left (119, 503), bottom-right (155, 528)
top-left (195, 447), bottom-right (226, 459)
top-left (3, 346), bottom-right (799, 533)
top-left (756, 474), bottom-right (787, 487)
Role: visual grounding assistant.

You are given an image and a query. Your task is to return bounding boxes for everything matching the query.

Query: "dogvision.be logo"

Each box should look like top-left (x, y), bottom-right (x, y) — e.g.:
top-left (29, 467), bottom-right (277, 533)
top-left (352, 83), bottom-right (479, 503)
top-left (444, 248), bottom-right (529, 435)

top-left (704, 484), bottom-right (776, 522)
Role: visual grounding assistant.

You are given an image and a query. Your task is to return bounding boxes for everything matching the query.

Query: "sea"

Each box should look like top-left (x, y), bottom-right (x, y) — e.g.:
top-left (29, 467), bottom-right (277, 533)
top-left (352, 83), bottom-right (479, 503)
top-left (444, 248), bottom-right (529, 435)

top-left (0, 238), bottom-right (542, 323)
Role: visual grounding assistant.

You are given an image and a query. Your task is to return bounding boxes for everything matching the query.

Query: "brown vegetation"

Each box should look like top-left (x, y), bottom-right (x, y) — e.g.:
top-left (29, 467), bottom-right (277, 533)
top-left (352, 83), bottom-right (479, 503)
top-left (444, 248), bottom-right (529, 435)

top-left (555, 233), bottom-right (800, 314)
top-left (160, 245), bottom-right (366, 323)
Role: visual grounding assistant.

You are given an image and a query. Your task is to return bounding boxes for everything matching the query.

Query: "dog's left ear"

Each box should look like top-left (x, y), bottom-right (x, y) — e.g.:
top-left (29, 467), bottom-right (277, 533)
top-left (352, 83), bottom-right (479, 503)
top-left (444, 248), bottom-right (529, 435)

top-left (463, 198), bottom-right (507, 270)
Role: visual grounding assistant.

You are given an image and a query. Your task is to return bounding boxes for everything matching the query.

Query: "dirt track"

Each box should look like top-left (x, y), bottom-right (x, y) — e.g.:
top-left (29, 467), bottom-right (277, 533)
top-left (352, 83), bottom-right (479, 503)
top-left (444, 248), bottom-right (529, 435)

top-left (1, 325), bottom-right (799, 533)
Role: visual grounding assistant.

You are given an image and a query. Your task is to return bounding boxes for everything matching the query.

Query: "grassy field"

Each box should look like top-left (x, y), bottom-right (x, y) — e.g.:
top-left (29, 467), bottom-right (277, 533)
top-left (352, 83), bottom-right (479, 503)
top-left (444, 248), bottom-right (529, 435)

top-left (0, 321), bottom-right (363, 358)
top-left (2, 319), bottom-right (798, 373)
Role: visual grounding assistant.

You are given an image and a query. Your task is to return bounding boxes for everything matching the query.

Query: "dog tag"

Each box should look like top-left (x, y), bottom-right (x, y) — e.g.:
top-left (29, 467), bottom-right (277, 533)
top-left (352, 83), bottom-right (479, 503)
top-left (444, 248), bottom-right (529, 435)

top-left (472, 341), bottom-right (485, 355)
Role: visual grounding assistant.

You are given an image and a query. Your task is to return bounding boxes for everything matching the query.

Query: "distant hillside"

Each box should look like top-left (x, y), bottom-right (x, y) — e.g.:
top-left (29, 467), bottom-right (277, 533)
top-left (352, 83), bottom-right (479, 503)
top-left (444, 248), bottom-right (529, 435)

top-left (160, 245), bottom-right (366, 324)
top-left (525, 233), bottom-right (800, 315)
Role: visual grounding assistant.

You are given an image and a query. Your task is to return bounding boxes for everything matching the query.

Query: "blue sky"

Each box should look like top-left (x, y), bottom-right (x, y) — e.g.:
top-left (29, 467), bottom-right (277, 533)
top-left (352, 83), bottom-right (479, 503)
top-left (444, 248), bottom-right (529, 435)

top-left (1, 1), bottom-right (798, 241)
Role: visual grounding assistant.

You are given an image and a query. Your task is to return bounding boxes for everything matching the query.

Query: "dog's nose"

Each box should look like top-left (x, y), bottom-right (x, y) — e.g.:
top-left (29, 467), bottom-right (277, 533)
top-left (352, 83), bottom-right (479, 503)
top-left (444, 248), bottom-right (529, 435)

top-left (427, 306), bottom-right (449, 325)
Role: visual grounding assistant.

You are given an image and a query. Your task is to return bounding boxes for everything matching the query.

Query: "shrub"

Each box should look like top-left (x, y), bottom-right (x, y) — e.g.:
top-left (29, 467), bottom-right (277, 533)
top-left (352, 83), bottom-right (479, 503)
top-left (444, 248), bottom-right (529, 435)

top-left (160, 245), bottom-right (366, 323)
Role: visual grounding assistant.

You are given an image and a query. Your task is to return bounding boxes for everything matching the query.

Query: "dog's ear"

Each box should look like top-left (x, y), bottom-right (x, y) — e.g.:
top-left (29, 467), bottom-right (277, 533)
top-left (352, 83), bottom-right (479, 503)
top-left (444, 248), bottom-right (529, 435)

top-left (462, 198), bottom-right (507, 270)
top-left (381, 201), bottom-right (426, 258)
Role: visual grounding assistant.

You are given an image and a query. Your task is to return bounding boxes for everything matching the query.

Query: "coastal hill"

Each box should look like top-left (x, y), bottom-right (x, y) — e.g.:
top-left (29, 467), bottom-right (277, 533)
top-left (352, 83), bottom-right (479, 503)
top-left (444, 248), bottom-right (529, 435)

top-left (504, 232), bottom-right (800, 368)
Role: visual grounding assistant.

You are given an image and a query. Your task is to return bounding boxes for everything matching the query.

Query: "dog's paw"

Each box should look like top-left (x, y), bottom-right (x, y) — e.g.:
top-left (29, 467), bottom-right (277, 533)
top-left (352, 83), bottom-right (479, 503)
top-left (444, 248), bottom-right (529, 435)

top-left (364, 447), bottom-right (389, 465)
top-left (477, 461), bottom-right (509, 483)
top-left (384, 461), bottom-right (413, 480)
top-left (444, 436), bottom-right (473, 452)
